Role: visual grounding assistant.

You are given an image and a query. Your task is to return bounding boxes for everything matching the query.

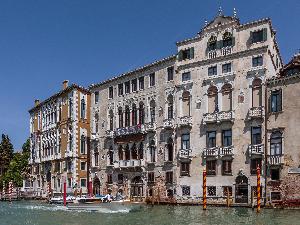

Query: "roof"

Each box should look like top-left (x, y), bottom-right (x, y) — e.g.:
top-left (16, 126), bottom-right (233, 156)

top-left (29, 84), bottom-right (90, 113)
top-left (89, 55), bottom-right (176, 90)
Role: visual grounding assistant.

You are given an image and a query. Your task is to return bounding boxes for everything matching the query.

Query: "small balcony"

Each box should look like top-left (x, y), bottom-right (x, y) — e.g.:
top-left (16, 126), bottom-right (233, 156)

top-left (248, 107), bottom-right (264, 119)
top-left (144, 122), bottom-right (156, 132)
top-left (105, 130), bottom-right (114, 138)
top-left (203, 112), bottom-right (218, 124)
top-left (221, 46), bottom-right (233, 56)
top-left (114, 125), bottom-right (145, 137)
top-left (178, 116), bottom-right (193, 127)
top-left (203, 147), bottom-right (219, 158)
top-left (178, 149), bottom-right (192, 159)
top-left (114, 159), bottom-right (145, 168)
top-left (207, 47), bottom-right (233, 59)
top-left (163, 119), bottom-right (174, 129)
top-left (248, 144), bottom-right (264, 157)
top-left (219, 146), bottom-right (234, 157)
top-left (218, 111), bottom-right (235, 122)
top-left (268, 155), bottom-right (284, 165)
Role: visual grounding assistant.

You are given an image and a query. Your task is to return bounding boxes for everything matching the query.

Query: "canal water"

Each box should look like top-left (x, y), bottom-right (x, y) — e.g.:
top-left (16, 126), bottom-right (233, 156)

top-left (0, 201), bottom-right (300, 225)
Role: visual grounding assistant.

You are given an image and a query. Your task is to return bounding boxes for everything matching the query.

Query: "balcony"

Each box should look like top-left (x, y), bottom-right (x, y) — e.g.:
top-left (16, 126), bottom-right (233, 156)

top-left (163, 119), bottom-right (174, 129)
top-left (218, 111), bottom-right (235, 122)
top-left (144, 122), bottom-right (156, 132)
top-left (248, 107), bottom-right (264, 120)
top-left (219, 146), bottom-right (234, 157)
top-left (114, 159), bottom-right (145, 168)
top-left (114, 125), bottom-right (145, 137)
top-left (203, 111), bottom-right (234, 124)
top-left (207, 47), bottom-right (233, 59)
top-left (105, 130), bottom-right (114, 138)
top-left (178, 116), bottom-right (193, 127)
top-left (203, 112), bottom-right (218, 124)
top-left (203, 147), bottom-right (219, 158)
top-left (268, 155), bottom-right (284, 165)
top-left (248, 144), bottom-right (264, 157)
top-left (178, 149), bottom-right (192, 159)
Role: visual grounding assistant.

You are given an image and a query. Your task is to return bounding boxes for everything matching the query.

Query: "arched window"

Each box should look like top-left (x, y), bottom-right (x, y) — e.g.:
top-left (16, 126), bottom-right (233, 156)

top-left (167, 138), bottom-right (173, 161)
top-left (167, 95), bottom-right (174, 119)
top-left (221, 84), bottom-right (232, 111)
top-left (132, 104), bottom-right (137, 126)
top-left (252, 79), bottom-right (262, 107)
top-left (118, 107), bottom-right (123, 128)
top-left (108, 146), bottom-right (114, 165)
top-left (182, 91), bottom-right (191, 116)
top-left (208, 36), bottom-right (217, 51)
top-left (95, 113), bottom-right (99, 133)
top-left (80, 135), bottom-right (86, 154)
top-left (149, 140), bottom-right (156, 162)
top-left (118, 145), bottom-right (123, 160)
top-left (222, 32), bottom-right (233, 47)
top-left (109, 110), bottom-right (114, 130)
top-left (139, 102), bottom-right (145, 125)
top-left (138, 142), bottom-right (144, 159)
top-left (69, 98), bottom-right (73, 118)
top-left (125, 144), bottom-right (130, 160)
top-left (125, 106), bottom-right (130, 127)
top-left (150, 100), bottom-right (156, 123)
top-left (80, 98), bottom-right (86, 119)
top-left (270, 131), bottom-right (282, 156)
top-left (207, 86), bottom-right (218, 113)
top-left (131, 143), bottom-right (137, 160)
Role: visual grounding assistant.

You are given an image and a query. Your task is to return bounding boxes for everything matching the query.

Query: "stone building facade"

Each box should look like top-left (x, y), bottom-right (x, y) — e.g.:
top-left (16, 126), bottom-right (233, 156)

top-left (266, 54), bottom-right (300, 206)
top-left (25, 81), bottom-right (91, 197)
top-left (89, 13), bottom-right (283, 205)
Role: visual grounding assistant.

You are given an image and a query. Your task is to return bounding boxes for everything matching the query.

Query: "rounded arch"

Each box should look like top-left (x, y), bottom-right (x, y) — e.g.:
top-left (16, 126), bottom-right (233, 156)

top-left (236, 175), bottom-right (248, 185)
top-left (132, 176), bottom-right (143, 184)
top-left (167, 94), bottom-right (173, 103)
top-left (93, 177), bottom-right (101, 195)
top-left (131, 143), bottom-right (137, 160)
top-left (118, 145), bottom-right (123, 160)
top-left (207, 86), bottom-right (218, 96)
top-left (221, 83), bottom-right (232, 93)
top-left (208, 35), bottom-right (217, 43)
top-left (252, 78), bottom-right (262, 88)
top-left (125, 144), bottom-right (130, 160)
top-left (150, 99), bottom-right (156, 107)
top-left (222, 31), bottom-right (232, 40)
top-left (182, 91), bottom-right (190, 99)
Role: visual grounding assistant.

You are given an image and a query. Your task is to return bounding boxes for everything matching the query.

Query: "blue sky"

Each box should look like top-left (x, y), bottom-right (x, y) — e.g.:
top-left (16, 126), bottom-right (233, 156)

top-left (0, 0), bottom-right (299, 149)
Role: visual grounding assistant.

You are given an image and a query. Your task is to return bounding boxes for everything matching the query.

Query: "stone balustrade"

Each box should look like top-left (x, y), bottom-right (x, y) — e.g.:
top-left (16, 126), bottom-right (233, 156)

top-left (248, 144), bottom-right (264, 156)
top-left (248, 107), bottom-right (264, 119)
top-left (268, 155), bottom-right (284, 165)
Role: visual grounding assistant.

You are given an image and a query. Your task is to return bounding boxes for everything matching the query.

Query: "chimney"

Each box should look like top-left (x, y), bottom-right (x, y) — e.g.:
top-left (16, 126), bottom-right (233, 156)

top-left (34, 99), bottom-right (40, 107)
top-left (63, 80), bottom-right (69, 90)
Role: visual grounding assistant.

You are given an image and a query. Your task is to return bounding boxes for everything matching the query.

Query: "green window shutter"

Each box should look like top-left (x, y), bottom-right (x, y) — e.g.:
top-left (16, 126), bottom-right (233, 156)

top-left (263, 28), bottom-right (268, 42)
top-left (178, 50), bottom-right (183, 61)
top-left (232, 37), bottom-right (235, 46)
top-left (217, 40), bottom-right (223, 49)
top-left (268, 91), bottom-right (272, 113)
top-left (250, 31), bottom-right (253, 44)
top-left (279, 89), bottom-right (282, 111)
top-left (190, 47), bottom-right (194, 59)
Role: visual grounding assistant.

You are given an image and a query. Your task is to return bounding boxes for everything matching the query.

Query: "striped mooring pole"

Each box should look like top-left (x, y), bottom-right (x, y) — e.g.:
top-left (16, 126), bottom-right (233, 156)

top-left (257, 166), bottom-right (261, 213)
top-left (2, 181), bottom-right (5, 200)
top-left (203, 169), bottom-right (207, 210)
top-left (47, 182), bottom-right (51, 199)
top-left (8, 181), bottom-right (13, 202)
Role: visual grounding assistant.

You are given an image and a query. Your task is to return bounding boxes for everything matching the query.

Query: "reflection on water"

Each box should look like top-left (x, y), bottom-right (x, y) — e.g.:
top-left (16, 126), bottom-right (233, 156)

top-left (0, 201), bottom-right (299, 225)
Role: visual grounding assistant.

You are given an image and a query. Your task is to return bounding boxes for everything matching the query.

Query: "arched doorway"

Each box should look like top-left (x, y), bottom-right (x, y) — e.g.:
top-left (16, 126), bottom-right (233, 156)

top-left (131, 176), bottom-right (143, 197)
top-left (235, 174), bottom-right (248, 203)
top-left (93, 177), bottom-right (101, 195)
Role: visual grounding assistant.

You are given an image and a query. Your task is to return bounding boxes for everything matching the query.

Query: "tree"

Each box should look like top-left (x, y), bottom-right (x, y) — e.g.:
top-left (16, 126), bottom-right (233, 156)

top-left (0, 134), bottom-right (14, 175)
top-left (0, 138), bottom-right (30, 187)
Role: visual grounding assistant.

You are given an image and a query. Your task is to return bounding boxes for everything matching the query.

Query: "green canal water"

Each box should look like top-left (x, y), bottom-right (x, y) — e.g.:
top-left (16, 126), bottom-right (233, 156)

top-left (0, 201), bottom-right (300, 225)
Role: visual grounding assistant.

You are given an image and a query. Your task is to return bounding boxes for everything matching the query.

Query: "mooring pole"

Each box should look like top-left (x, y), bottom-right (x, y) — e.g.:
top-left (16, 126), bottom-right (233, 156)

top-left (63, 177), bottom-right (67, 206)
top-left (226, 187), bottom-right (230, 207)
top-left (203, 170), bottom-right (207, 210)
top-left (9, 181), bottom-right (12, 202)
top-left (257, 166), bottom-right (261, 213)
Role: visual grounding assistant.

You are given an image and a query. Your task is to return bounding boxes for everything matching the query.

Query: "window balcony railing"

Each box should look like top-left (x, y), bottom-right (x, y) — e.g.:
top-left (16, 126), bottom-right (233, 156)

top-left (248, 144), bottom-right (264, 157)
top-left (144, 122), bottom-right (156, 132)
top-left (203, 147), bottom-right (219, 158)
top-left (248, 107), bottom-right (264, 119)
top-left (114, 124), bottom-right (145, 137)
top-left (207, 47), bottom-right (233, 59)
top-left (178, 149), bottom-right (192, 158)
top-left (219, 146), bottom-right (234, 156)
top-left (218, 111), bottom-right (235, 122)
top-left (114, 159), bottom-right (145, 168)
top-left (268, 155), bottom-right (284, 165)
top-left (163, 119), bottom-right (174, 129)
top-left (203, 112), bottom-right (218, 124)
top-left (105, 130), bottom-right (114, 138)
top-left (178, 116), bottom-right (193, 127)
